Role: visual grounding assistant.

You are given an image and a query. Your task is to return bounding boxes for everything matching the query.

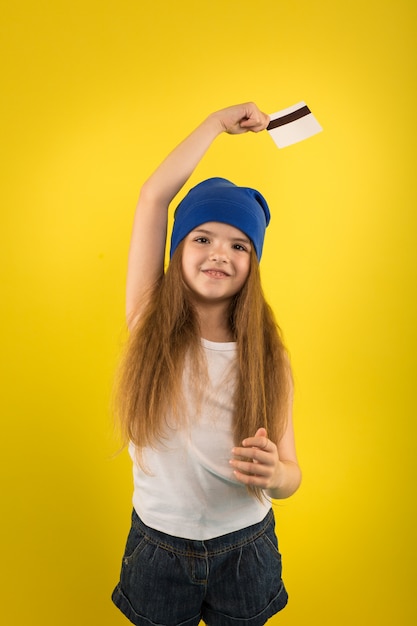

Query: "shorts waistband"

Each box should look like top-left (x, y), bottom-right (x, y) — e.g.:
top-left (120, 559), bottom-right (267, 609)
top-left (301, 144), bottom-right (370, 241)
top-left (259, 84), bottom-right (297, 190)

top-left (131, 507), bottom-right (274, 558)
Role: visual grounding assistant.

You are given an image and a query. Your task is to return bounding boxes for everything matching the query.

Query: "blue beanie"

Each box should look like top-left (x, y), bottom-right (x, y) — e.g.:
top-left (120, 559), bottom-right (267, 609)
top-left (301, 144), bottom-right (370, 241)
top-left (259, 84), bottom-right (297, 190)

top-left (170, 178), bottom-right (270, 261)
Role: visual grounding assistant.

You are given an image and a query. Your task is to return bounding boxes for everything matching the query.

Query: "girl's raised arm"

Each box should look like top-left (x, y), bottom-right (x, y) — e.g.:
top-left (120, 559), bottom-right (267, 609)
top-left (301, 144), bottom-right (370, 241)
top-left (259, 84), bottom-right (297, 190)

top-left (125, 102), bottom-right (270, 328)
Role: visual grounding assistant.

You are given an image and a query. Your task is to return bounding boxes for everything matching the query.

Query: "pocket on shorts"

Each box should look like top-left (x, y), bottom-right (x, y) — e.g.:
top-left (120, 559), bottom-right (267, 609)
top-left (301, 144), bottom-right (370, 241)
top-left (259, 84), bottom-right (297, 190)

top-left (260, 526), bottom-right (283, 568)
top-left (118, 521), bottom-right (156, 609)
top-left (121, 516), bottom-right (147, 563)
top-left (254, 526), bottom-right (287, 614)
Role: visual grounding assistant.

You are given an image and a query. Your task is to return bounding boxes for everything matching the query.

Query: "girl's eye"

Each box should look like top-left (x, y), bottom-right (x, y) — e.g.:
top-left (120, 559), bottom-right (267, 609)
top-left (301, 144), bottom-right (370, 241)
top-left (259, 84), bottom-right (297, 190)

top-left (233, 244), bottom-right (247, 251)
top-left (195, 237), bottom-right (210, 244)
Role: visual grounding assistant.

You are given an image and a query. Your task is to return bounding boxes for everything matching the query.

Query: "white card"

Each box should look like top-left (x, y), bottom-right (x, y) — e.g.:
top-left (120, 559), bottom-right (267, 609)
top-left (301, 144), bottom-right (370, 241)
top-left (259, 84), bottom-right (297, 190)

top-left (267, 101), bottom-right (322, 148)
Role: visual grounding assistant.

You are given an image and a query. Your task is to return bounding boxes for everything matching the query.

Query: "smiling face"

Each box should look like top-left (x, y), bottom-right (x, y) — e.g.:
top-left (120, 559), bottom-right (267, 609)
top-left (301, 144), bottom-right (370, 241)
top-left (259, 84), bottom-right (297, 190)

top-left (181, 221), bottom-right (252, 308)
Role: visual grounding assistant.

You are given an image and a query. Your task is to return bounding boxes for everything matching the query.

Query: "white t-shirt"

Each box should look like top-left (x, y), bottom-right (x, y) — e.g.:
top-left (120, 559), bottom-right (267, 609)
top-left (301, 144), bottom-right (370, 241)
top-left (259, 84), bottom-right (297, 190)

top-left (129, 338), bottom-right (270, 540)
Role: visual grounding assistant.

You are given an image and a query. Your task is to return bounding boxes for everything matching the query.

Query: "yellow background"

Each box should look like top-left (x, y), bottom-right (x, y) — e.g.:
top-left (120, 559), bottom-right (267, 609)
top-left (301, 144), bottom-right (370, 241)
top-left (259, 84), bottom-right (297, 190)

top-left (1, 1), bottom-right (416, 624)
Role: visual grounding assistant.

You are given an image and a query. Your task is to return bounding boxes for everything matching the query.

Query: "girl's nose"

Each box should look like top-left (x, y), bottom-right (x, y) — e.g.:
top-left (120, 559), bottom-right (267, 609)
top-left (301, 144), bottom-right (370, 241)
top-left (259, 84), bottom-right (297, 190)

top-left (209, 244), bottom-right (228, 262)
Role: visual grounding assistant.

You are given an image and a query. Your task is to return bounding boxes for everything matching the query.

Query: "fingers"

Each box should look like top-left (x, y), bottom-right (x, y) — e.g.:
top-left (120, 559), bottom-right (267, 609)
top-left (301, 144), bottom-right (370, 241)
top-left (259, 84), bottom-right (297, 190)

top-left (229, 452), bottom-right (275, 488)
top-left (242, 432), bottom-right (271, 452)
top-left (231, 467), bottom-right (270, 487)
top-left (215, 102), bottom-right (270, 134)
top-left (230, 428), bottom-right (279, 488)
top-left (231, 442), bottom-right (272, 465)
top-left (239, 104), bottom-right (270, 132)
top-left (230, 440), bottom-right (274, 477)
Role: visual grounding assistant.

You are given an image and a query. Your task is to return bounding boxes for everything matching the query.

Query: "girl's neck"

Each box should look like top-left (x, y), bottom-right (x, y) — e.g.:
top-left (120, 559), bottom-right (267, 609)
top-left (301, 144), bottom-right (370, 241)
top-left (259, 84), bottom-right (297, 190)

top-left (195, 302), bottom-right (234, 343)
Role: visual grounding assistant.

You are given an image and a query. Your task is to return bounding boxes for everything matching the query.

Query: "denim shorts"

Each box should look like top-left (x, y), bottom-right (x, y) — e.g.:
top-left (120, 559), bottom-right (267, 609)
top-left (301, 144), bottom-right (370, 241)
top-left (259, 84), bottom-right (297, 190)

top-left (112, 508), bottom-right (288, 626)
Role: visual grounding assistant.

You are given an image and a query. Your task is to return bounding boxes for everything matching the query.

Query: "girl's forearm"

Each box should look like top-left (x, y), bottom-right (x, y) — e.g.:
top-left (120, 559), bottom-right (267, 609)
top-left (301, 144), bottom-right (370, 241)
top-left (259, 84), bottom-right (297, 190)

top-left (140, 114), bottom-right (224, 207)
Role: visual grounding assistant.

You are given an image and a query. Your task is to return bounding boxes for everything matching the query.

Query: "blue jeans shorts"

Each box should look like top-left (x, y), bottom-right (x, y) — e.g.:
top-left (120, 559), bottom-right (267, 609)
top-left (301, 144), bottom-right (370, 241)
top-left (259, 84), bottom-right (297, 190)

top-left (111, 508), bottom-right (288, 626)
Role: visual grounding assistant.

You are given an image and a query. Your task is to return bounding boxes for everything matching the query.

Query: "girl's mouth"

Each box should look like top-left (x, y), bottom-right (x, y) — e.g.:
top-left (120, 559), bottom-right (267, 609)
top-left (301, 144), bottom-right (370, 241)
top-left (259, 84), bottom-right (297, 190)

top-left (203, 269), bottom-right (229, 279)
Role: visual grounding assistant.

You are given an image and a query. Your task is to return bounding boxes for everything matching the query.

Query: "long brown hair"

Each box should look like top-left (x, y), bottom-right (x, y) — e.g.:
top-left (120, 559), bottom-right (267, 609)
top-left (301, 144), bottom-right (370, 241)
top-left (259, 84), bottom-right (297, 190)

top-left (115, 243), bottom-right (291, 465)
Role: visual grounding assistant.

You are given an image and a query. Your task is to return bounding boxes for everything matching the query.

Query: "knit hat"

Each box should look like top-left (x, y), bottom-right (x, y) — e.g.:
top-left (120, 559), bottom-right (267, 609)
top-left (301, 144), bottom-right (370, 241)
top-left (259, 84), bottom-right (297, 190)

top-left (169, 178), bottom-right (270, 261)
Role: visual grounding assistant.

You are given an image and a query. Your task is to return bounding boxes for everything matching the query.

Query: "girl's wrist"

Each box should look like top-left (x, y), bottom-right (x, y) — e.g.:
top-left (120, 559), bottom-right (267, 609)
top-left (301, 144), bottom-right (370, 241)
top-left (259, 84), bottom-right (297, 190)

top-left (267, 460), bottom-right (302, 499)
top-left (205, 111), bottom-right (229, 136)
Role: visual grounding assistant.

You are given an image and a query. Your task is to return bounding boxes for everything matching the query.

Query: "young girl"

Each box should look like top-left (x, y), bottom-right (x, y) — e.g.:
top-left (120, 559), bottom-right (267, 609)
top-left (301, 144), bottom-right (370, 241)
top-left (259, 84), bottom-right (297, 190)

top-left (112, 102), bottom-right (301, 626)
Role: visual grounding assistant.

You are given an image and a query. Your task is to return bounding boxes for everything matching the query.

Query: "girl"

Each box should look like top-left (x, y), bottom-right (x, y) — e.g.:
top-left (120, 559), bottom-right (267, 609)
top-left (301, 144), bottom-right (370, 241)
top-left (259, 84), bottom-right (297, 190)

top-left (112, 102), bottom-right (301, 626)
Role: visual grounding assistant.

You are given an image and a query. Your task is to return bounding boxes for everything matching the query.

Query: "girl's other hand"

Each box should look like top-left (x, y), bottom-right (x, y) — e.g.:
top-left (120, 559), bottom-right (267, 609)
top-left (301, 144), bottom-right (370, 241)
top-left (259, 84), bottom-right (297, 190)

top-left (230, 427), bottom-right (283, 490)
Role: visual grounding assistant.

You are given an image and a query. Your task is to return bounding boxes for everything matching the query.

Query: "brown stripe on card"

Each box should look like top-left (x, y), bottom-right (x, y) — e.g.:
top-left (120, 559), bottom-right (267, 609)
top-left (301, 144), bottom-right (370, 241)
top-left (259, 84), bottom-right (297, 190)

top-left (267, 105), bottom-right (311, 130)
